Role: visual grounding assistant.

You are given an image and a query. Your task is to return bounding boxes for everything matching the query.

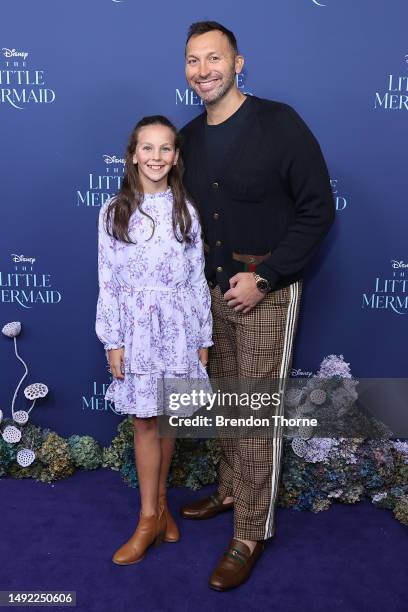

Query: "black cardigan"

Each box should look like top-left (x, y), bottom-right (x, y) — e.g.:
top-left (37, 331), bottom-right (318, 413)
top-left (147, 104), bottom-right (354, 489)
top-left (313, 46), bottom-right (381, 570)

top-left (180, 96), bottom-right (335, 293)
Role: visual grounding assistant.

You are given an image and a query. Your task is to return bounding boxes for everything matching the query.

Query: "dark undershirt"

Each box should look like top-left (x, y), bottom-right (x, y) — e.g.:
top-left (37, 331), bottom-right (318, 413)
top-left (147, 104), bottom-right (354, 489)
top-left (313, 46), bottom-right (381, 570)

top-left (204, 95), bottom-right (253, 180)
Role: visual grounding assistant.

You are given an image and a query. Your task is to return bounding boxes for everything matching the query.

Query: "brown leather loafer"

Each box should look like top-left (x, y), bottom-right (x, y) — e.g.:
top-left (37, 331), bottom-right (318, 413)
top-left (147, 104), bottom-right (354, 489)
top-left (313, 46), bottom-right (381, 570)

top-left (180, 494), bottom-right (233, 520)
top-left (209, 538), bottom-right (264, 591)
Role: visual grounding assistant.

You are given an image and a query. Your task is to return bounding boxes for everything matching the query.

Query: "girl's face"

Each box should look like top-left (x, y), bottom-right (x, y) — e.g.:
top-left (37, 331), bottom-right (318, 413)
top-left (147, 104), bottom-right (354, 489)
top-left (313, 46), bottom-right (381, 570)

top-left (132, 125), bottom-right (179, 191)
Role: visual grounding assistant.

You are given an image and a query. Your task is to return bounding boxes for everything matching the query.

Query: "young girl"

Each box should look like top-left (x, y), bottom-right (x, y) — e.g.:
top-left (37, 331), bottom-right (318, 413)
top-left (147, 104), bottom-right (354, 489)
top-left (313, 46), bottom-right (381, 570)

top-left (95, 115), bottom-right (213, 565)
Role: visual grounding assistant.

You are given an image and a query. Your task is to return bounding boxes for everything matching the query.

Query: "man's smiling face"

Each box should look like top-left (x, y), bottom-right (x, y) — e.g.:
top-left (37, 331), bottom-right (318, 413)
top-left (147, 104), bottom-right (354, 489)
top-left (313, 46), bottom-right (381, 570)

top-left (185, 30), bottom-right (242, 105)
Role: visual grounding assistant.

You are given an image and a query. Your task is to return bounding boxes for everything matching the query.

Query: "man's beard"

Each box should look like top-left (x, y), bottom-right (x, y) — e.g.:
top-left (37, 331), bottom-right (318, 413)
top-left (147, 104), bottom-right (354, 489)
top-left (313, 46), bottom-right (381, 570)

top-left (198, 66), bottom-right (236, 106)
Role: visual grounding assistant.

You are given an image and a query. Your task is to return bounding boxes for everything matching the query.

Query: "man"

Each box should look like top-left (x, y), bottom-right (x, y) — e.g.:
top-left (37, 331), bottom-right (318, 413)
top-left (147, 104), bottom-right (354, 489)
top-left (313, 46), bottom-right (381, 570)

top-left (180, 21), bottom-right (335, 591)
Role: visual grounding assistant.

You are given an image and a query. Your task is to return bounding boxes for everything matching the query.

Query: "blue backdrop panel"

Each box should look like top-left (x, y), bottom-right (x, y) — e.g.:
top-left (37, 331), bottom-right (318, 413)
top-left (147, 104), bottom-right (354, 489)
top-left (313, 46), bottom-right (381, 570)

top-left (1, 0), bottom-right (407, 445)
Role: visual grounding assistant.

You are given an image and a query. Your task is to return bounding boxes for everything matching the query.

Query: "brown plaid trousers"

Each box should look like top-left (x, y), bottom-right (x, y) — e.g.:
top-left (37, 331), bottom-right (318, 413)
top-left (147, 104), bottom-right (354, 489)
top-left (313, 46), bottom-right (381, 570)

top-left (208, 281), bottom-right (302, 540)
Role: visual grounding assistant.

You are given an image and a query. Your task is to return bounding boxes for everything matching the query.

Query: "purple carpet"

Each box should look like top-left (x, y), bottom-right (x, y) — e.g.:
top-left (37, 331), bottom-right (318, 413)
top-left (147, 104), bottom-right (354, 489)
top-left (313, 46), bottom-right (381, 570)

top-left (1, 468), bottom-right (407, 612)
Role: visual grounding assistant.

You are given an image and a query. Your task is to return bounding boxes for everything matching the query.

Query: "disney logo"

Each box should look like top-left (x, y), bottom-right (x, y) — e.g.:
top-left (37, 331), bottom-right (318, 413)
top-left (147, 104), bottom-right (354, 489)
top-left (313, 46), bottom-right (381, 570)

top-left (391, 260), bottom-right (408, 269)
top-left (103, 155), bottom-right (125, 165)
top-left (291, 368), bottom-right (312, 377)
top-left (2, 48), bottom-right (29, 60)
top-left (11, 254), bottom-right (36, 265)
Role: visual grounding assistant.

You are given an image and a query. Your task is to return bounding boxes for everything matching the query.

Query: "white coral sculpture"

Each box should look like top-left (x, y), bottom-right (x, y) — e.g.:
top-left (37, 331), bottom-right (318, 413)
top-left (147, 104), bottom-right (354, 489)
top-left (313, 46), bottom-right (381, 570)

top-left (1, 322), bottom-right (49, 448)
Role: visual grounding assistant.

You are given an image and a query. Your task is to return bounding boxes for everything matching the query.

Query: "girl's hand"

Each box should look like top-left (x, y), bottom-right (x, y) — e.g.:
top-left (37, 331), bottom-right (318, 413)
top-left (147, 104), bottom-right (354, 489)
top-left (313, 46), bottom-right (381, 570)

top-left (199, 347), bottom-right (209, 368)
top-left (108, 348), bottom-right (125, 380)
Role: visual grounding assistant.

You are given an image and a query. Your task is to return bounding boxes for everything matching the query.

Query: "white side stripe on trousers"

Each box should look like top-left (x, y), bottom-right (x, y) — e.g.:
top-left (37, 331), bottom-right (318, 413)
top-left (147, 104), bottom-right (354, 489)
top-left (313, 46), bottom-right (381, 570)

top-left (264, 281), bottom-right (300, 539)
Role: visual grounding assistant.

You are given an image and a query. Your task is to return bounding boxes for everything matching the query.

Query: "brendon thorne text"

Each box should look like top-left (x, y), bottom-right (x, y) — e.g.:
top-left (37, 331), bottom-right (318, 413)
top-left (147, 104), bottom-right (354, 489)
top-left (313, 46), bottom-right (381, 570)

top-left (167, 415), bottom-right (318, 428)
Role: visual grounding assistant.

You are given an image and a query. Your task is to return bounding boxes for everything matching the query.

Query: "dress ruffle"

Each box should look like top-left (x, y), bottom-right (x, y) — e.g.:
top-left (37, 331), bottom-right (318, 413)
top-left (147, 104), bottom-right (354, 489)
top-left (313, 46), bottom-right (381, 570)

top-left (105, 360), bottom-right (212, 417)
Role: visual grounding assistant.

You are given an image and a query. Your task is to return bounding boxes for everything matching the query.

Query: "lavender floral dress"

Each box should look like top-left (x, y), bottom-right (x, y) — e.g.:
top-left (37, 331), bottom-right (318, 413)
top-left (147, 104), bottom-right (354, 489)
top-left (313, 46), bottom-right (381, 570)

top-left (95, 188), bottom-right (213, 417)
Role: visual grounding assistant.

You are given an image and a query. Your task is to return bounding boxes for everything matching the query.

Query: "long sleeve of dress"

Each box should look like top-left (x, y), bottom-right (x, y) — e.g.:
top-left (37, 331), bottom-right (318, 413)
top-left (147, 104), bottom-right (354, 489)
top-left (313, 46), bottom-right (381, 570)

top-left (185, 206), bottom-right (213, 348)
top-left (95, 200), bottom-right (124, 351)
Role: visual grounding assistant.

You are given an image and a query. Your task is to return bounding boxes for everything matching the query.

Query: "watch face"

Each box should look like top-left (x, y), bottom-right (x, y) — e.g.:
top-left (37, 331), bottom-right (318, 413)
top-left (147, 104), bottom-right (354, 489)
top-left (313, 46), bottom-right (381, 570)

top-left (257, 278), bottom-right (270, 293)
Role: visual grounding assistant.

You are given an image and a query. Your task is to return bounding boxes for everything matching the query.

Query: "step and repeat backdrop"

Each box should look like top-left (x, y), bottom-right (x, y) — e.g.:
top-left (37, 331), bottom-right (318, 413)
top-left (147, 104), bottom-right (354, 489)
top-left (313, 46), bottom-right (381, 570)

top-left (1, 0), bottom-right (406, 445)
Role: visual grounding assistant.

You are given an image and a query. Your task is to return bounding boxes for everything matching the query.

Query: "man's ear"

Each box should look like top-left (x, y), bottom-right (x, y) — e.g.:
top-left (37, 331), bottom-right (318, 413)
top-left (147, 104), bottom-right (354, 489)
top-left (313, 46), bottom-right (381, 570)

top-left (235, 54), bottom-right (244, 74)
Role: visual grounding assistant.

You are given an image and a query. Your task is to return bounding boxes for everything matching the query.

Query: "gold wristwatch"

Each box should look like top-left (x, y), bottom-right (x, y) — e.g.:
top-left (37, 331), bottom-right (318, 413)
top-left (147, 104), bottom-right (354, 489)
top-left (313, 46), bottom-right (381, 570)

top-left (253, 273), bottom-right (271, 294)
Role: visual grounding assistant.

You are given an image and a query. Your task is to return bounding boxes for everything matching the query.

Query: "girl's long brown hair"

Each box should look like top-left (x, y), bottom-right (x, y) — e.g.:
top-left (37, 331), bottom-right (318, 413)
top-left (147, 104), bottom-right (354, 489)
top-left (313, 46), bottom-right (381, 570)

top-left (106, 115), bottom-right (193, 243)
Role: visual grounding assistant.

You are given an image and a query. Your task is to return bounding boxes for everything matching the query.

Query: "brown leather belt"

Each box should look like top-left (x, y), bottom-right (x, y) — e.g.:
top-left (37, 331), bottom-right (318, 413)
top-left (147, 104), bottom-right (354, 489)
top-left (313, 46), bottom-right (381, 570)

top-left (203, 244), bottom-right (271, 264)
top-left (203, 245), bottom-right (271, 273)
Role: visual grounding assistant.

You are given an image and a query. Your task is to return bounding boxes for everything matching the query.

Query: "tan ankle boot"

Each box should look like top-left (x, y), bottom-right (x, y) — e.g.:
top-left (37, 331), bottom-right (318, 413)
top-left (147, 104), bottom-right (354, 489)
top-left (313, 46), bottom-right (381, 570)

top-left (112, 509), bottom-right (166, 565)
top-left (159, 494), bottom-right (180, 543)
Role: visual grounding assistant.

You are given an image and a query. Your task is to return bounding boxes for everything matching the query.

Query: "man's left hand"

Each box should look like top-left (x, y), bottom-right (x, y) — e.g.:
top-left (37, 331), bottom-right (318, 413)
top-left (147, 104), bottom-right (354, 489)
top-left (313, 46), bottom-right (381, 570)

top-left (224, 273), bottom-right (265, 313)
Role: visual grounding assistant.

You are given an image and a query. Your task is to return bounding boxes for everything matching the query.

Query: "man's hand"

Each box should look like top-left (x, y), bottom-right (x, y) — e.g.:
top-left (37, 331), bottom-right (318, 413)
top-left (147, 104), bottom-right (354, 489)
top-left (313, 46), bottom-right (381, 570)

top-left (223, 273), bottom-right (265, 313)
top-left (108, 348), bottom-right (125, 380)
